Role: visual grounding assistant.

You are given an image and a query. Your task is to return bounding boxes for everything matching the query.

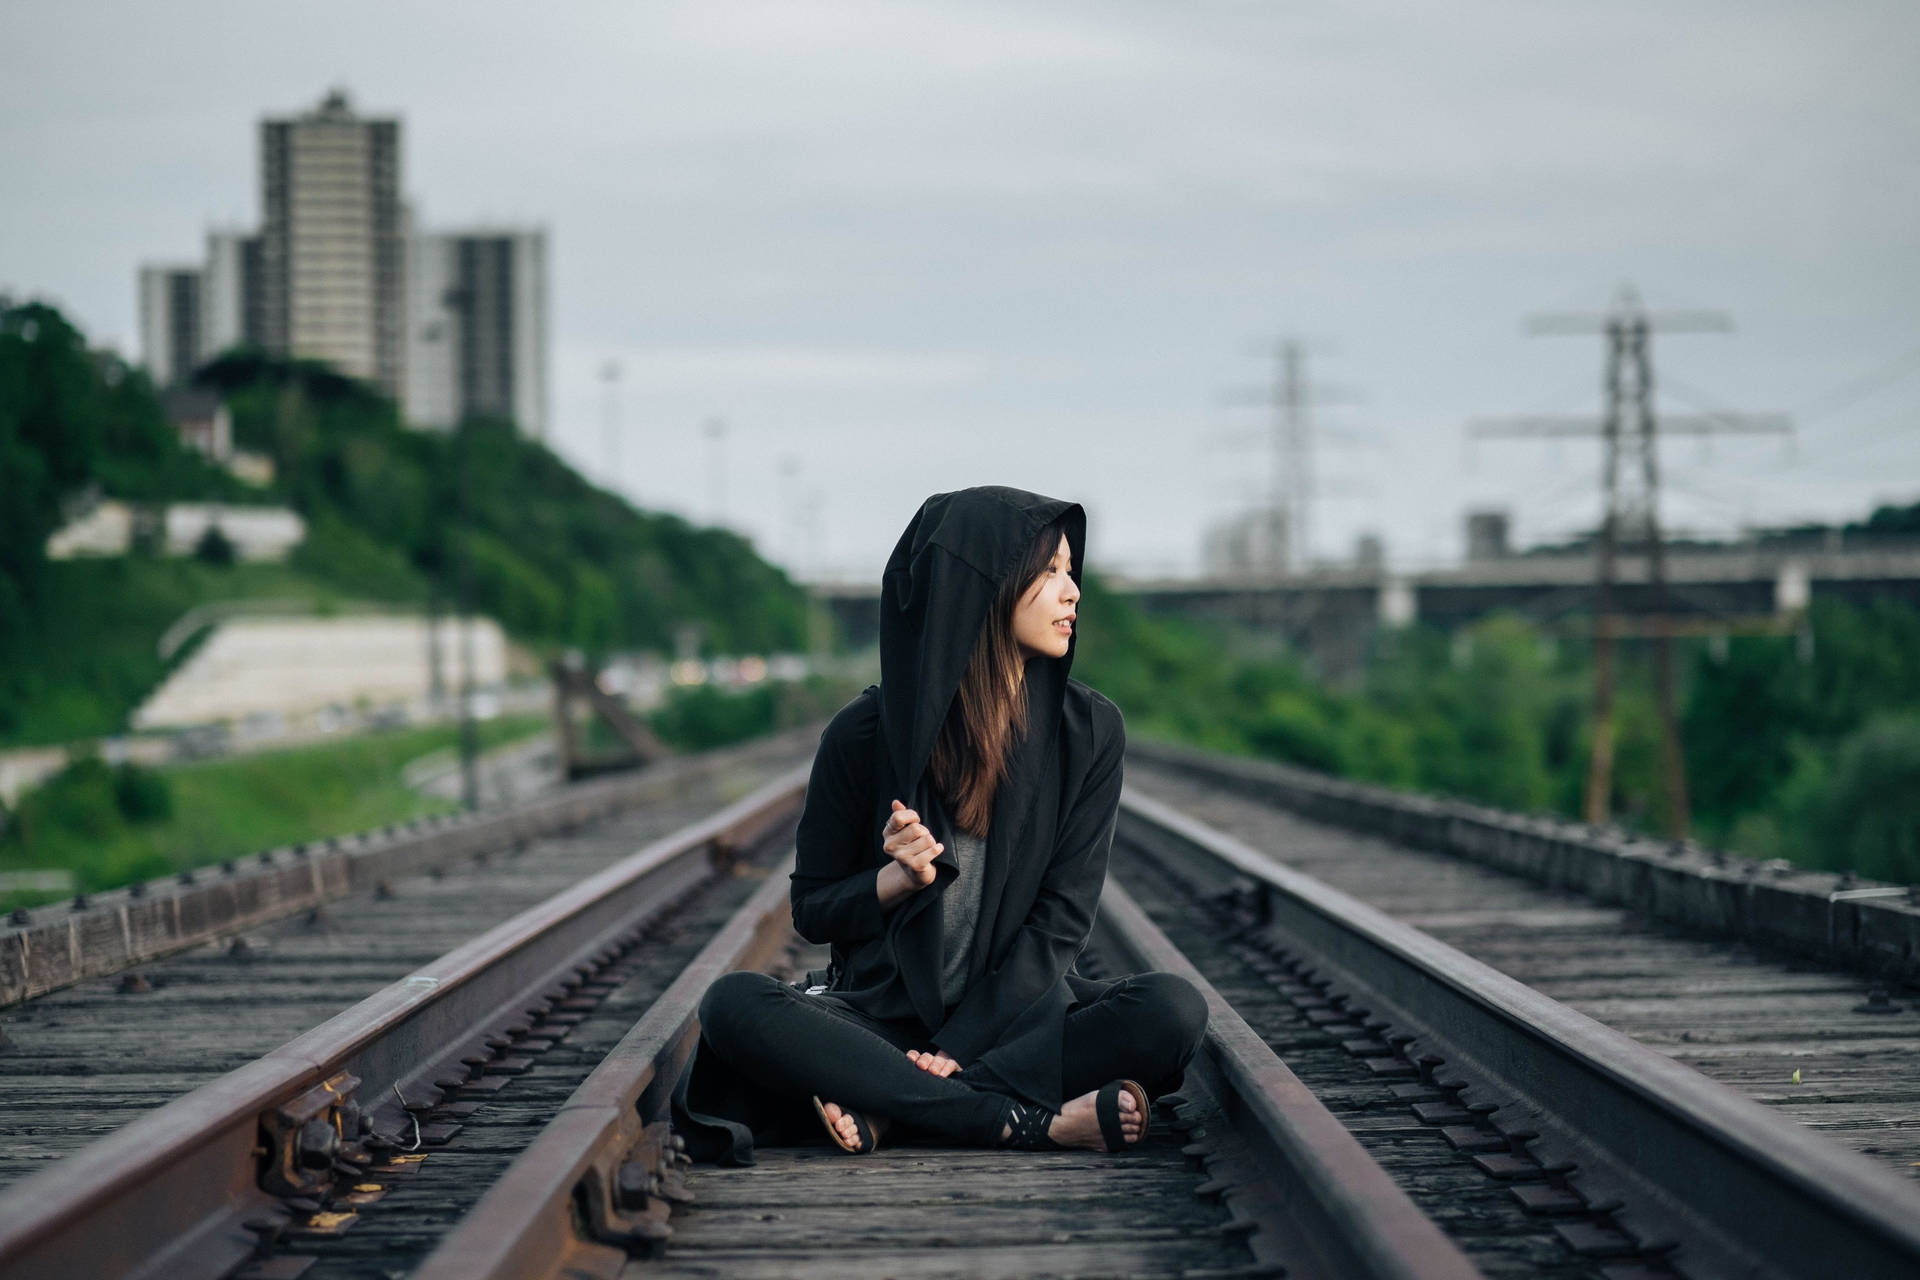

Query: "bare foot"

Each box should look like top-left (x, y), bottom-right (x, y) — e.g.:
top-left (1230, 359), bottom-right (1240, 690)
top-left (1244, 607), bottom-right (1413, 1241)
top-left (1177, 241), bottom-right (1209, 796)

top-left (1000, 1087), bottom-right (1145, 1151)
top-left (818, 1100), bottom-right (888, 1152)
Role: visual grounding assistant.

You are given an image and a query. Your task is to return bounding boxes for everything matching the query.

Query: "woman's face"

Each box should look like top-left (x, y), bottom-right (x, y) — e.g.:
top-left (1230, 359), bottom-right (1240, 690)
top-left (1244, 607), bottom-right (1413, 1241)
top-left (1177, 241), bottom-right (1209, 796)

top-left (1012, 533), bottom-right (1080, 660)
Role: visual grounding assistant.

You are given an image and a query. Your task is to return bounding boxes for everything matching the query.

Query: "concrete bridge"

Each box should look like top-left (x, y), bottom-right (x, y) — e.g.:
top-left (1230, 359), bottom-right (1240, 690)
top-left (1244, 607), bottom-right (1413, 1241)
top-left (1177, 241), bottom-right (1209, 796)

top-left (816, 536), bottom-right (1920, 675)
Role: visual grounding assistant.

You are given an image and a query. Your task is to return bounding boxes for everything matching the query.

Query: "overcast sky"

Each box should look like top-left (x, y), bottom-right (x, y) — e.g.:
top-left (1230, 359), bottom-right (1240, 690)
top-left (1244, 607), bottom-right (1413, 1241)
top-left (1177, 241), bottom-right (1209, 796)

top-left (4, 2), bottom-right (1916, 581)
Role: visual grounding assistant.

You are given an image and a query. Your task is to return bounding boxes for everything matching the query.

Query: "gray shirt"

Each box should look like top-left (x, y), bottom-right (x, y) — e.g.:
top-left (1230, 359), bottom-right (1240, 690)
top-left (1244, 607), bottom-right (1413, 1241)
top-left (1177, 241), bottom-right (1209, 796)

top-left (939, 829), bottom-right (989, 1008)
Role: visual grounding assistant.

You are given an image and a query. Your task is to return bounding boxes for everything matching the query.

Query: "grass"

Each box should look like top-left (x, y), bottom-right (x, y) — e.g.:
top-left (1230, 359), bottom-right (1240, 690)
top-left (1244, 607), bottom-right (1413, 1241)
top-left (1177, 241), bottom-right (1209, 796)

top-left (0, 556), bottom-right (406, 750)
top-left (0, 714), bottom-right (547, 906)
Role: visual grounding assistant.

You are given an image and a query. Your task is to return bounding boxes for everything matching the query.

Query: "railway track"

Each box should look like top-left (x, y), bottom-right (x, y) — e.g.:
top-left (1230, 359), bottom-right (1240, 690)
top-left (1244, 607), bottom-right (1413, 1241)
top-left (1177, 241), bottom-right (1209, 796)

top-left (0, 729), bottom-right (812, 1191)
top-left (1, 739), bottom-right (1917, 1278)
top-left (1124, 747), bottom-right (1920, 1182)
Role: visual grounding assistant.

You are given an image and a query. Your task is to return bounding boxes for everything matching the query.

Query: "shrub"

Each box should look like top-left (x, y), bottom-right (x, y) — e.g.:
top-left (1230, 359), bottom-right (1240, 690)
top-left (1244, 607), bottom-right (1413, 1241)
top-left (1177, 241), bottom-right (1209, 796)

top-left (113, 761), bottom-right (173, 822)
top-left (193, 523), bottom-right (236, 566)
top-left (1804, 714), bottom-right (1920, 884)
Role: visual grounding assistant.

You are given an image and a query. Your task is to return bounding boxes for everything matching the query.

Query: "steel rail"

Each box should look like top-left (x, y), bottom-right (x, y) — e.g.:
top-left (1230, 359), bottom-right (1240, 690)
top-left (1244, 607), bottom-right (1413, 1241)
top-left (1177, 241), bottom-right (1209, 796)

top-left (1094, 880), bottom-right (1481, 1280)
top-left (413, 854), bottom-right (797, 1280)
top-left (414, 858), bottom-right (1483, 1280)
top-left (1126, 738), bottom-right (1920, 984)
top-left (0, 765), bottom-right (808, 1280)
top-left (1120, 786), bottom-right (1920, 1280)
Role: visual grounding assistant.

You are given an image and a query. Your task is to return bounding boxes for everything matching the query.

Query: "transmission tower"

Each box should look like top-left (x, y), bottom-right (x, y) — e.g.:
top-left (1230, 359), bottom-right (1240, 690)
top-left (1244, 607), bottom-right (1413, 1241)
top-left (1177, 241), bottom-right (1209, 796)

top-left (1471, 285), bottom-right (1790, 836)
top-left (1223, 339), bottom-right (1348, 574)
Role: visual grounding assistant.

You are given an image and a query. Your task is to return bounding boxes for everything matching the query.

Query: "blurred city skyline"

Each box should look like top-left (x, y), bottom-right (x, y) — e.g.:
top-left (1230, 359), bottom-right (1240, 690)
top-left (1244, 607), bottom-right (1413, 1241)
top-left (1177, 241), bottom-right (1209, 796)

top-left (3, 1), bottom-right (1916, 581)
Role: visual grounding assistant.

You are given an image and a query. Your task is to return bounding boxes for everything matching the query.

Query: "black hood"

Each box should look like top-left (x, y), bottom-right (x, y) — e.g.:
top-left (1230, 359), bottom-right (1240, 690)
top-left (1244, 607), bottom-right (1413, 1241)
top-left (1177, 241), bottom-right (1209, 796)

top-left (877, 486), bottom-right (1086, 799)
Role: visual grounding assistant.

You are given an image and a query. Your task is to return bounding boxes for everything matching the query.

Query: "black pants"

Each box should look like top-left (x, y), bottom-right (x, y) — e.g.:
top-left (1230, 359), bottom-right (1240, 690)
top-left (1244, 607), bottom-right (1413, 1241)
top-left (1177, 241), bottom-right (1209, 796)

top-left (695, 969), bottom-right (1208, 1147)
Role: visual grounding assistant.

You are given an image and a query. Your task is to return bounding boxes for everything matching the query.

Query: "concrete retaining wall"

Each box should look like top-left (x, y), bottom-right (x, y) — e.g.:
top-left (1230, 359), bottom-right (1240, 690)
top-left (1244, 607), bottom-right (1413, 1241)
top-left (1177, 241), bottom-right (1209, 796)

top-left (1130, 740), bottom-right (1920, 986)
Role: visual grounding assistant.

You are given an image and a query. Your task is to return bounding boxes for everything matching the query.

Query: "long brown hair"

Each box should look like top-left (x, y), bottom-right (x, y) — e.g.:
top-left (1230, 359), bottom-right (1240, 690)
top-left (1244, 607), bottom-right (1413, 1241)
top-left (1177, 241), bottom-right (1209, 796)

top-left (930, 519), bottom-right (1069, 836)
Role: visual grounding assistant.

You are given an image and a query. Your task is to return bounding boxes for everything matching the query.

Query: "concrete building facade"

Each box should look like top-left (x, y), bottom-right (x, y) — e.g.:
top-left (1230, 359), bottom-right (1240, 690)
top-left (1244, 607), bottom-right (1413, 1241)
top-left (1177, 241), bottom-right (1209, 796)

top-left (404, 228), bottom-right (548, 437)
top-left (136, 89), bottom-right (549, 438)
top-left (201, 229), bottom-right (263, 359)
top-left (137, 265), bottom-right (202, 387)
top-left (259, 90), bottom-right (405, 396)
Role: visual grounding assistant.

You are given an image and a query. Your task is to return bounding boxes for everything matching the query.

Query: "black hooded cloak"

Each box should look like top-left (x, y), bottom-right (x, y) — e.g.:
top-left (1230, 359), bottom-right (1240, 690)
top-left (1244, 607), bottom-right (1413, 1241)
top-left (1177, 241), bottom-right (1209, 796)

top-left (673, 485), bottom-right (1126, 1163)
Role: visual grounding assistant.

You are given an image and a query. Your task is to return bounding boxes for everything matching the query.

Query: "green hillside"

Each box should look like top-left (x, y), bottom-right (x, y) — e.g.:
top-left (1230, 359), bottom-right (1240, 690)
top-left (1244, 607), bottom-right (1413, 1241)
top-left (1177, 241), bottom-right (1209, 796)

top-left (0, 298), bottom-right (812, 749)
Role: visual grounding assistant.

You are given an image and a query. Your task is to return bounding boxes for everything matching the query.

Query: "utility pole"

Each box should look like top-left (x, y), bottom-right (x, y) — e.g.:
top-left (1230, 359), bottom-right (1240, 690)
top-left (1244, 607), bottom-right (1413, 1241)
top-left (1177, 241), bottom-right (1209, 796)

top-left (778, 454), bottom-right (803, 569)
top-left (1471, 285), bottom-right (1790, 836)
top-left (1273, 340), bottom-right (1308, 576)
top-left (600, 360), bottom-right (623, 494)
top-left (703, 417), bottom-right (728, 528)
top-left (441, 285), bottom-right (482, 811)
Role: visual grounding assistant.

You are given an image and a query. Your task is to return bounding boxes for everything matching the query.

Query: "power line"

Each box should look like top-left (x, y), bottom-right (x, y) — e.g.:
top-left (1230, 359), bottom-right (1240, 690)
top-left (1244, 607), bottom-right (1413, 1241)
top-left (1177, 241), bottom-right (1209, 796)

top-left (1796, 343), bottom-right (1920, 421)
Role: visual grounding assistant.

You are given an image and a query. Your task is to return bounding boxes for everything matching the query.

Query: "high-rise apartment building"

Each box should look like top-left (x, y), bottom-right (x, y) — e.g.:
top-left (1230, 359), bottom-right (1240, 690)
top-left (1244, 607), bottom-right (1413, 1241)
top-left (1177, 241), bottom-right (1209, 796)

top-left (136, 89), bottom-right (549, 436)
top-left (404, 229), bottom-right (548, 438)
top-left (259, 90), bottom-right (404, 396)
top-left (201, 230), bottom-right (263, 360)
top-left (137, 265), bottom-right (203, 387)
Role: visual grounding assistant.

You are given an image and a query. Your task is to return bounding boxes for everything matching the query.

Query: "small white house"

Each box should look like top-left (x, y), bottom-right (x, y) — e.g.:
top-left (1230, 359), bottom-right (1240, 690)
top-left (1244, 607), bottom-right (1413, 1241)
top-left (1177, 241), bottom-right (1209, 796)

top-left (163, 504), bottom-right (305, 560)
top-left (46, 500), bottom-right (304, 562)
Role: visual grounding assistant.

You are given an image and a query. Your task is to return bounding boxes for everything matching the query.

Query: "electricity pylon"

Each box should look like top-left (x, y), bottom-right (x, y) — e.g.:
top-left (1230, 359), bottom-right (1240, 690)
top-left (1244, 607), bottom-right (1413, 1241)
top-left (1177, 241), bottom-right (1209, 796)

top-left (1471, 285), bottom-right (1790, 836)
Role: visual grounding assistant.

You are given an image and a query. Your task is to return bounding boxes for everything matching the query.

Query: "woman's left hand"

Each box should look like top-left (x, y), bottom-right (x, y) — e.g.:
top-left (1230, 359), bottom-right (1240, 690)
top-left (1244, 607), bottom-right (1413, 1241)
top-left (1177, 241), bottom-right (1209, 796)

top-left (907, 1048), bottom-right (960, 1078)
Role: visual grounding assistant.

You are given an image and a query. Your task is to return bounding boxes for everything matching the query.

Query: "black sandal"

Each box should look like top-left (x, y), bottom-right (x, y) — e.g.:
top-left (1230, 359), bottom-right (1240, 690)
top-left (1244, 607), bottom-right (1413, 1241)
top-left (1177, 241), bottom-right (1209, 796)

top-left (999, 1098), bottom-right (1064, 1150)
top-left (1095, 1079), bottom-right (1149, 1152)
top-left (812, 1095), bottom-right (879, 1153)
top-left (999, 1079), bottom-right (1149, 1152)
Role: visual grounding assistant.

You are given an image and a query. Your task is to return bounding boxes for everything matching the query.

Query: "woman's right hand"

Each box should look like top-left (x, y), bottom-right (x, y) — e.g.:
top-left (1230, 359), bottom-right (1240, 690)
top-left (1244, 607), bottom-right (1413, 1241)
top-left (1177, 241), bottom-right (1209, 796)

top-left (883, 799), bottom-right (942, 888)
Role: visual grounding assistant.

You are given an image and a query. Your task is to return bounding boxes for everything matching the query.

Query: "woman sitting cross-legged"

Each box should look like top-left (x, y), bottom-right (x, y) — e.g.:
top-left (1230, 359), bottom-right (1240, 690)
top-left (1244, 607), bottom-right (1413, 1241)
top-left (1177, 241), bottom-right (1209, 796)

top-left (672, 485), bottom-right (1208, 1160)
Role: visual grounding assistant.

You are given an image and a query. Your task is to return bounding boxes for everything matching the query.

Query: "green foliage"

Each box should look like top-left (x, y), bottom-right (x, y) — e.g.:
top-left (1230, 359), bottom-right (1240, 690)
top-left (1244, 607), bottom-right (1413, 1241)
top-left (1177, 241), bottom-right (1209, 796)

top-left (0, 301), bottom-right (256, 616)
top-left (1685, 599), bottom-right (1920, 876)
top-left (1080, 574), bottom-right (1920, 881)
top-left (2, 755), bottom-right (180, 891)
top-left (649, 684), bottom-right (781, 752)
top-left (194, 523), bottom-right (236, 566)
top-left (0, 716), bottom-right (545, 893)
top-left (113, 760), bottom-right (174, 822)
top-left (288, 512), bottom-right (424, 603)
top-left (0, 557), bottom-right (355, 748)
top-left (644, 674), bottom-right (869, 753)
top-left (1810, 715), bottom-right (1920, 883)
top-left (1853, 500), bottom-right (1920, 536)
top-left (0, 300), bottom-right (811, 746)
top-left (1075, 583), bottom-right (1589, 814)
top-left (201, 358), bottom-right (811, 655)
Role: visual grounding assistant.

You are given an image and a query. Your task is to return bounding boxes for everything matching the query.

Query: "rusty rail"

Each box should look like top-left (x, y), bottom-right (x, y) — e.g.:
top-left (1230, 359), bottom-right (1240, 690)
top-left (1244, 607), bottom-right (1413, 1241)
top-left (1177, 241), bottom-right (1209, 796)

top-left (1095, 881), bottom-right (1479, 1280)
top-left (410, 856), bottom-right (1479, 1280)
top-left (0, 766), bottom-right (807, 1280)
top-left (413, 855), bottom-right (797, 1280)
top-left (1121, 786), bottom-right (1920, 1280)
